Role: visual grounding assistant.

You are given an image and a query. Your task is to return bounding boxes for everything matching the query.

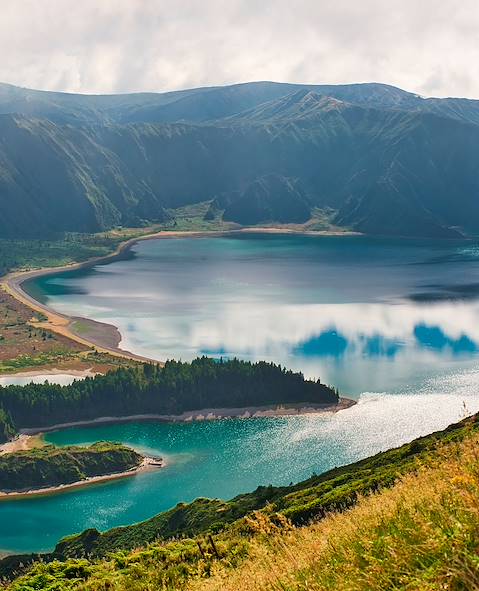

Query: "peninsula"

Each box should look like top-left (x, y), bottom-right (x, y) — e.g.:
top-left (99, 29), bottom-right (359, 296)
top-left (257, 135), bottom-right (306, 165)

top-left (0, 442), bottom-right (161, 499)
top-left (0, 357), bottom-right (346, 444)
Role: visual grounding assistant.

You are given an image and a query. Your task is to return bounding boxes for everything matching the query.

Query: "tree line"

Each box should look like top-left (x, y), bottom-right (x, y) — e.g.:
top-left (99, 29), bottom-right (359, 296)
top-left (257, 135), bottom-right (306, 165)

top-left (0, 357), bottom-right (338, 441)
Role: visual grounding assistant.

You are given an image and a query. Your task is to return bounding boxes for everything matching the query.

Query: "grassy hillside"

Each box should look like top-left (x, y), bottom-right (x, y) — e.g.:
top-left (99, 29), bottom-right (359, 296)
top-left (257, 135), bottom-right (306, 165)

top-left (0, 289), bottom-right (89, 372)
top-left (0, 442), bottom-right (142, 492)
top-left (195, 433), bottom-right (479, 591)
top-left (2, 413), bottom-right (478, 589)
top-left (51, 412), bottom-right (479, 559)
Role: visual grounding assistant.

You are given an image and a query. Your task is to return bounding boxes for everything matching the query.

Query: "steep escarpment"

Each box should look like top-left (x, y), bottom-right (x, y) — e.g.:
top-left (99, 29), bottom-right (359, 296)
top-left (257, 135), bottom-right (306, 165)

top-left (1, 81), bottom-right (479, 238)
top-left (208, 174), bottom-right (312, 224)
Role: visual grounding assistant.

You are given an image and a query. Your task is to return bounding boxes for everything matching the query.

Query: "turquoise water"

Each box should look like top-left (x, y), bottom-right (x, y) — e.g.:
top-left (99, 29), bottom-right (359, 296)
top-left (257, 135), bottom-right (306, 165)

top-left (2, 374), bottom-right (479, 555)
top-left (2, 234), bottom-right (479, 554)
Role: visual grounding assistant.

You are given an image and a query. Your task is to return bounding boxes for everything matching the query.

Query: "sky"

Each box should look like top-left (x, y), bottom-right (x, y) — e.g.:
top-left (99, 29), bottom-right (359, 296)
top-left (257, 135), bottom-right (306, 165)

top-left (2, 0), bottom-right (479, 98)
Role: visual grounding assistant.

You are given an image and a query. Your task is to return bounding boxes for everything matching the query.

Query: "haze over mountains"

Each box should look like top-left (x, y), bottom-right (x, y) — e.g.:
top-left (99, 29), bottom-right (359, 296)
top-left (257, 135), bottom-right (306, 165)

top-left (1, 80), bottom-right (479, 238)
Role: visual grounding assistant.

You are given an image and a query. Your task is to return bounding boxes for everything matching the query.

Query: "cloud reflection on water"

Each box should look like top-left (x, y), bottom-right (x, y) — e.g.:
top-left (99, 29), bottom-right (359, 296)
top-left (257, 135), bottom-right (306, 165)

top-left (28, 236), bottom-right (479, 395)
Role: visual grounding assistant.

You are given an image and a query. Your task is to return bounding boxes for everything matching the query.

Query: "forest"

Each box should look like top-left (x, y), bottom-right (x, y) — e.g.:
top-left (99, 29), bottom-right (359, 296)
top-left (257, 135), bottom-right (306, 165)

top-left (0, 357), bottom-right (338, 441)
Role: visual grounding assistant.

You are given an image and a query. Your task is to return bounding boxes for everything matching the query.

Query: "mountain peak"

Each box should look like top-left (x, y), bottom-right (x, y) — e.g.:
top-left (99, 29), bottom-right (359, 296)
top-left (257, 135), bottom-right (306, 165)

top-left (223, 88), bottom-right (350, 123)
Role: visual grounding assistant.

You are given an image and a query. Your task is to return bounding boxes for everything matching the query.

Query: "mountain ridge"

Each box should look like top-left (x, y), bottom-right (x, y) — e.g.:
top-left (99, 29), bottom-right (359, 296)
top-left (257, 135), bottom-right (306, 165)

top-left (0, 81), bottom-right (478, 238)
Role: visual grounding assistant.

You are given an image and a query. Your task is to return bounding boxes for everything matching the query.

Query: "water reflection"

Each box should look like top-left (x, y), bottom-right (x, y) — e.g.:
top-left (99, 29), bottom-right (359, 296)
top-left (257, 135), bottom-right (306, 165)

top-left (414, 324), bottom-right (478, 354)
top-left (26, 235), bottom-right (479, 395)
top-left (0, 374), bottom-right (86, 387)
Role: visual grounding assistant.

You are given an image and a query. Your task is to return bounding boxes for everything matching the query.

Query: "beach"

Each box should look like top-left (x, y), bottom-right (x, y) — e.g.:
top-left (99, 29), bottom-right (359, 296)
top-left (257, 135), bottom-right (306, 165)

top-left (0, 434), bottom-right (42, 455)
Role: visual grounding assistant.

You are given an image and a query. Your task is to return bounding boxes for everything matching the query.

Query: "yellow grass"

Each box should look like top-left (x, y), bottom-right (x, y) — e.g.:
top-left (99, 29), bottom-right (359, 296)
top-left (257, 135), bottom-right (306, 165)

top-left (188, 436), bottom-right (479, 591)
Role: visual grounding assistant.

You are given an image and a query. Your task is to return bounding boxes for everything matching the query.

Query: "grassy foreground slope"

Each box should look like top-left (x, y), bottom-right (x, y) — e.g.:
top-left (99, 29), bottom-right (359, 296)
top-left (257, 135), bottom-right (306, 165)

top-left (0, 443), bottom-right (142, 493)
top-left (2, 413), bottom-right (479, 590)
top-left (197, 432), bottom-right (479, 591)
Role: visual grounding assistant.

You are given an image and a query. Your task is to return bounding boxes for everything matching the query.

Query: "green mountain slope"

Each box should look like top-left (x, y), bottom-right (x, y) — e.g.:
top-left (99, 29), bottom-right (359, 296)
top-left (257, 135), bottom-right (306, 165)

top-left (1, 82), bottom-right (479, 238)
top-left (2, 81), bottom-right (479, 125)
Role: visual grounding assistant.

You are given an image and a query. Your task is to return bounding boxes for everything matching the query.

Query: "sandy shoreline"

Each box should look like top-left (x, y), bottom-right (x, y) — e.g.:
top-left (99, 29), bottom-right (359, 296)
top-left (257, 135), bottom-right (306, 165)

top-left (16, 397), bottom-right (355, 437)
top-left (0, 434), bottom-right (43, 455)
top-left (0, 399), bottom-right (355, 457)
top-left (0, 456), bottom-right (162, 501)
top-left (0, 227), bottom-right (358, 366)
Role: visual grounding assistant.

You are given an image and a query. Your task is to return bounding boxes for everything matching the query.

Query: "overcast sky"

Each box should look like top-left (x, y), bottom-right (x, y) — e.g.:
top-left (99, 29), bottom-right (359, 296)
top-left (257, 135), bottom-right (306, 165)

top-left (2, 0), bottom-right (479, 98)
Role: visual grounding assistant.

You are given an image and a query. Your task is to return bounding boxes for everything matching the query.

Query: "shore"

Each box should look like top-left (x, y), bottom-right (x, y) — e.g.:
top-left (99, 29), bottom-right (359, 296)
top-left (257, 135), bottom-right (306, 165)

top-left (0, 399), bottom-right (354, 496)
top-left (14, 397), bottom-right (355, 437)
top-left (0, 368), bottom-right (99, 385)
top-left (0, 227), bottom-right (358, 366)
top-left (0, 367), bottom-right (98, 379)
top-left (0, 456), bottom-right (162, 501)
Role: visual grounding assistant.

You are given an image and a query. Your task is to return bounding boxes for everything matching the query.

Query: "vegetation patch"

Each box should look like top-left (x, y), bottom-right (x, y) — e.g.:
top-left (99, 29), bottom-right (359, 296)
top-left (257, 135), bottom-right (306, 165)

top-left (0, 228), bottom-right (166, 278)
top-left (0, 358), bottom-right (338, 442)
top-left (0, 291), bottom-right (87, 369)
top-left (0, 442), bottom-right (142, 493)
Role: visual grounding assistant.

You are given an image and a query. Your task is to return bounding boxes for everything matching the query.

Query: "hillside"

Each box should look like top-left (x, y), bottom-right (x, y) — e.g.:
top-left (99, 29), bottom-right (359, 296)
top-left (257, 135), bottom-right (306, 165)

top-left (1, 81), bottom-right (479, 238)
top-left (0, 442), bottom-right (142, 493)
top-left (2, 411), bottom-right (478, 589)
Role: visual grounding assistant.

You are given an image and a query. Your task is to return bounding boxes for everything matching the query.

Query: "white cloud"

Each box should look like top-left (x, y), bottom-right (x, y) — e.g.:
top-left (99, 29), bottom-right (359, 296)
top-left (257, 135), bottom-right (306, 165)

top-left (1, 0), bottom-right (479, 97)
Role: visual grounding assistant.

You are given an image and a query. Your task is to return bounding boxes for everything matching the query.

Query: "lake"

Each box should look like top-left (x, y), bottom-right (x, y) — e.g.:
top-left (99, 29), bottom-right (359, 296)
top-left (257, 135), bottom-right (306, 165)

top-left (2, 233), bottom-right (479, 554)
top-left (26, 234), bottom-right (479, 394)
top-left (0, 374), bottom-right (87, 387)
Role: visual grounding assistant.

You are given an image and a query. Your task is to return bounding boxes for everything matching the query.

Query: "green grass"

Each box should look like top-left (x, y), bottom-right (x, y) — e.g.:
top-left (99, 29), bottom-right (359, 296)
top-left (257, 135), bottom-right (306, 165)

top-left (195, 434), bottom-right (479, 591)
top-left (162, 201), bottom-right (237, 232)
top-left (0, 351), bottom-right (82, 374)
top-left (69, 321), bottom-right (93, 336)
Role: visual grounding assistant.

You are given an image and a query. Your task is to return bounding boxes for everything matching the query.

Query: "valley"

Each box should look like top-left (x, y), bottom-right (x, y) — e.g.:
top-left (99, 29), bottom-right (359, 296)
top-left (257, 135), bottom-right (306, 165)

top-left (1, 80), bottom-right (479, 590)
